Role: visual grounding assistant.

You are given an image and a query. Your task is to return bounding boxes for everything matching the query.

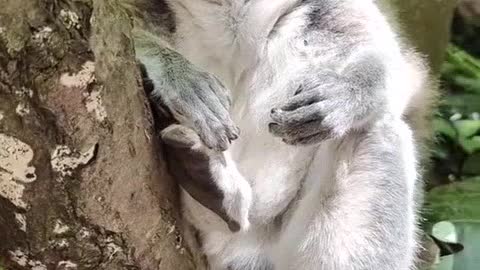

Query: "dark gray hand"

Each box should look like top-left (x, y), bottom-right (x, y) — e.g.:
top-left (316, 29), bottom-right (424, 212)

top-left (142, 48), bottom-right (239, 151)
top-left (269, 68), bottom-right (384, 145)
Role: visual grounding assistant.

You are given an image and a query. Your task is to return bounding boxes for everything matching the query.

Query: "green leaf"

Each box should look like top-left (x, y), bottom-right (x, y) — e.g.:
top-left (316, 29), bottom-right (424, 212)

top-left (425, 179), bottom-right (480, 225)
top-left (432, 143), bottom-right (450, 160)
top-left (434, 118), bottom-right (457, 139)
top-left (453, 120), bottom-right (480, 138)
top-left (453, 76), bottom-right (480, 94)
top-left (463, 176), bottom-right (480, 182)
top-left (459, 136), bottom-right (480, 154)
top-left (463, 153), bottom-right (480, 175)
top-left (443, 45), bottom-right (480, 81)
top-left (444, 94), bottom-right (480, 115)
top-left (432, 221), bottom-right (458, 243)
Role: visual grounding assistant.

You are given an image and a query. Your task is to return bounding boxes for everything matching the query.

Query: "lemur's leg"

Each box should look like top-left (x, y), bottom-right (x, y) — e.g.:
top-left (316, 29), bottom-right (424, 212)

top-left (162, 126), bottom-right (273, 269)
top-left (202, 251), bottom-right (273, 270)
top-left (273, 116), bottom-right (419, 270)
top-left (161, 124), bottom-right (252, 233)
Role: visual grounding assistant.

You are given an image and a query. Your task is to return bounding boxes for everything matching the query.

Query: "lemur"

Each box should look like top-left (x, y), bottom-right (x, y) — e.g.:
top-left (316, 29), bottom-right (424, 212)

top-left (125, 0), bottom-right (435, 269)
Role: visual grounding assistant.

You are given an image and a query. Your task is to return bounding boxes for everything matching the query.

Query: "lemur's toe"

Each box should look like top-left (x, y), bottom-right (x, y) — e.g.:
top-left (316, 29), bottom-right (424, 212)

top-left (161, 124), bottom-right (201, 149)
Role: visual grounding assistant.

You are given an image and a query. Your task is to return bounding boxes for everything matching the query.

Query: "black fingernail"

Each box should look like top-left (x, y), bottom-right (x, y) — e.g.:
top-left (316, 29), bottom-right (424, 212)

top-left (228, 132), bottom-right (238, 141)
top-left (219, 143), bottom-right (228, 152)
top-left (227, 220), bottom-right (241, 233)
top-left (295, 85), bottom-right (304, 95)
top-left (268, 123), bottom-right (279, 132)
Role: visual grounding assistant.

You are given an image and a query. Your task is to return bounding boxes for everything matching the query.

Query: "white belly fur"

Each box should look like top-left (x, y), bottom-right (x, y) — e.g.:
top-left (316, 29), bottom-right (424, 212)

top-left (172, 0), bottom-right (316, 224)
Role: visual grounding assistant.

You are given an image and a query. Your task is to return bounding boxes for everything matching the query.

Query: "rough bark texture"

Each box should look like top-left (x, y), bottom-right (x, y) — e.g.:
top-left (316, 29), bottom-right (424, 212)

top-left (0, 0), bottom-right (456, 270)
top-left (0, 0), bottom-right (203, 269)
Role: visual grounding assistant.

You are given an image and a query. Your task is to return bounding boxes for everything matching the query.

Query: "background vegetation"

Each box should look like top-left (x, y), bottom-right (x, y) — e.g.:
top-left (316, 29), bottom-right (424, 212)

top-left (424, 6), bottom-right (480, 270)
top-left (427, 8), bottom-right (480, 223)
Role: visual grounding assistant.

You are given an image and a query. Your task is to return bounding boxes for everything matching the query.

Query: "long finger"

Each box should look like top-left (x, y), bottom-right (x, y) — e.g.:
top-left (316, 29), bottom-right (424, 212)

top-left (270, 102), bottom-right (324, 126)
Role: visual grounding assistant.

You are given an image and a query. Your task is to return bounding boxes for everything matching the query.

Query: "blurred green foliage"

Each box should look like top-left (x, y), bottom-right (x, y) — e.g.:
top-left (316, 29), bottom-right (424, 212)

top-left (426, 177), bottom-right (480, 223)
top-left (430, 45), bottom-right (480, 187)
top-left (451, 11), bottom-right (480, 58)
top-left (426, 43), bottom-right (480, 227)
top-left (424, 39), bottom-right (480, 270)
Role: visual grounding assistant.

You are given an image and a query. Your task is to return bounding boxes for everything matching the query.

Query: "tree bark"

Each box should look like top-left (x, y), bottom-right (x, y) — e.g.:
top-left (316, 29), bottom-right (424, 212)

top-left (0, 0), bottom-right (456, 270)
top-left (378, 0), bottom-right (458, 72)
top-left (0, 0), bottom-right (203, 269)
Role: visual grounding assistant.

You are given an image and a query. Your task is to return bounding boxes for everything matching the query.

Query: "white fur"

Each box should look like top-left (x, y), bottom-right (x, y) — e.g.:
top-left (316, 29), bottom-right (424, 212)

top-left (150, 0), bottom-right (427, 269)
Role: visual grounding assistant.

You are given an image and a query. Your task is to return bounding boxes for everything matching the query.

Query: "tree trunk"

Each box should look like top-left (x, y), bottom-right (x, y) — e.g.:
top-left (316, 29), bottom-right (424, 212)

top-left (378, 0), bottom-right (458, 72)
top-left (0, 0), bottom-right (204, 269)
top-left (0, 0), bottom-right (456, 269)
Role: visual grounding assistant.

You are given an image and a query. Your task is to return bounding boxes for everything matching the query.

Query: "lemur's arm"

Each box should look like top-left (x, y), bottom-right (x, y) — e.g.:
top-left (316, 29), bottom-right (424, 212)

top-left (276, 117), bottom-right (419, 270)
top-left (269, 1), bottom-right (393, 145)
top-left (135, 32), bottom-right (247, 230)
top-left (127, 0), bottom-right (239, 151)
top-left (135, 31), bottom-right (239, 151)
top-left (128, 0), bottom-right (246, 228)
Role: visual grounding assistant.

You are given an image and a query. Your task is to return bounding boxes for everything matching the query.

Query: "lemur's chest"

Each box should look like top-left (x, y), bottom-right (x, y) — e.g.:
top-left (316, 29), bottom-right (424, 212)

top-left (169, 0), bottom-right (316, 221)
top-left (170, 1), bottom-right (254, 88)
top-left (169, 0), bottom-right (300, 89)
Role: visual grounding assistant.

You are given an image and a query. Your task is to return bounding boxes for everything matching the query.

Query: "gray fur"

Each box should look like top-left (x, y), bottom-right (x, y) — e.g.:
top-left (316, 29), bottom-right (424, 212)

top-left (130, 0), bottom-right (430, 269)
top-left (161, 125), bottom-right (241, 232)
top-left (269, 53), bottom-right (386, 144)
top-left (136, 41), bottom-right (239, 151)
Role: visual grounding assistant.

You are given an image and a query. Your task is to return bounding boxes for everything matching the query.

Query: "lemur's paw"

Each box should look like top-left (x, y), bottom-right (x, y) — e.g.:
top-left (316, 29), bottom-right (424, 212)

top-left (269, 72), bottom-right (377, 145)
top-left (161, 124), bottom-right (202, 149)
top-left (153, 71), bottom-right (239, 152)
